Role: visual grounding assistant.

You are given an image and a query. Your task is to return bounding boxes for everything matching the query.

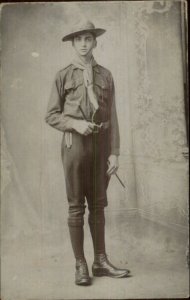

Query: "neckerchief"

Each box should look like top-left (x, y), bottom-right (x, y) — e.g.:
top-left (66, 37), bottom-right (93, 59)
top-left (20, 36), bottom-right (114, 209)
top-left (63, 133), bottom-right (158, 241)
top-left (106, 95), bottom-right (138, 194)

top-left (72, 56), bottom-right (99, 111)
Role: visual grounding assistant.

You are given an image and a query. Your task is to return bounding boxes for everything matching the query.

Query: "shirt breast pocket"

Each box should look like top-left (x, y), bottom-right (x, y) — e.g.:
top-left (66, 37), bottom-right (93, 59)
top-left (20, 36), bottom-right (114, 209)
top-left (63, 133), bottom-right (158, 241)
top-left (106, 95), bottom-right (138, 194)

top-left (94, 78), bottom-right (109, 103)
top-left (64, 78), bottom-right (84, 101)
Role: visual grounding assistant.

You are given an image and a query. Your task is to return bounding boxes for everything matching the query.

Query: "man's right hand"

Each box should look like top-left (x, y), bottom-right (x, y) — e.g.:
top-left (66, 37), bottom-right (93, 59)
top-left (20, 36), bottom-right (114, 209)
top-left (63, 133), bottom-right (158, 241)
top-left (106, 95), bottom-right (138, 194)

top-left (72, 120), bottom-right (95, 136)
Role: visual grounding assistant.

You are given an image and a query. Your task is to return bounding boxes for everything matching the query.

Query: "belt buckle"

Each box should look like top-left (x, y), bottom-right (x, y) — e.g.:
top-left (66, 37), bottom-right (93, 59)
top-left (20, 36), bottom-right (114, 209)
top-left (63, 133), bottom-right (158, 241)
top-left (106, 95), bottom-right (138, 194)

top-left (93, 123), bottom-right (102, 134)
top-left (93, 124), bottom-right (99, 133)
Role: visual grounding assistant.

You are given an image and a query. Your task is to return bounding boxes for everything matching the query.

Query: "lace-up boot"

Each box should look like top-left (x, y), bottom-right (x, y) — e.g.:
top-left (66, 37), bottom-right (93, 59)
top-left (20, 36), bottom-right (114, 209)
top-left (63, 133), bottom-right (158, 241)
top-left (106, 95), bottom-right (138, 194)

top-left (92, 254), bottom-right (130, 278)
top-left (75, 258), bottom-right (91, 285)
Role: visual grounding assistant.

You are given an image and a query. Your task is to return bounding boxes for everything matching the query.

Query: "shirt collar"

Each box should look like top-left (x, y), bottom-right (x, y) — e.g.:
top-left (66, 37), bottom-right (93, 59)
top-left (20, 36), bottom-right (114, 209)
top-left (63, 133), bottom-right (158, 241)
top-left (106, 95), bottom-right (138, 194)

top-left (71, 62), bottom-right (100, 73)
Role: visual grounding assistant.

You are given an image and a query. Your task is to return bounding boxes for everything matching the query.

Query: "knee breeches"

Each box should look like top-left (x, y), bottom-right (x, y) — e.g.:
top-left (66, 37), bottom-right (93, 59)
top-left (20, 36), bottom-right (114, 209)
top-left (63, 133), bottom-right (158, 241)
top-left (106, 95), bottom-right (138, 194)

top-left (61, 131), bottom-right (110, 212)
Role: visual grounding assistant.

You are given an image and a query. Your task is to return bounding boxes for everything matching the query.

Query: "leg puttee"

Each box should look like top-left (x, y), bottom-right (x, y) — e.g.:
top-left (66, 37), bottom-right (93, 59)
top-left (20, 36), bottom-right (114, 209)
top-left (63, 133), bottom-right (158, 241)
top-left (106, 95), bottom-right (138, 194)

top-left (68, 204), bottom-right (91, 285)
top-left (68, 204), bottom-right (86, 260)
top-left (88, 206), bottom-right (106, 255)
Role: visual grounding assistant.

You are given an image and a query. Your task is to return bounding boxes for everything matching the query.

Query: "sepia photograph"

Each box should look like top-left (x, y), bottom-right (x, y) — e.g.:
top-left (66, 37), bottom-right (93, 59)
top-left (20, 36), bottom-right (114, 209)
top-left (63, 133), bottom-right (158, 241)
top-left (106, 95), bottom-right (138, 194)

top-left (0, 1), bottom-right (189, 299)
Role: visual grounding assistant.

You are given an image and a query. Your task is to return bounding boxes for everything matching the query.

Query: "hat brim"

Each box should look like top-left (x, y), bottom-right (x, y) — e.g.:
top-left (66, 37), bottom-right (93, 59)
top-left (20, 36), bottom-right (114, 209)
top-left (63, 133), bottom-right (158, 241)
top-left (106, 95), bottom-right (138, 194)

top-left (62, 28), bottom-right (106, 42)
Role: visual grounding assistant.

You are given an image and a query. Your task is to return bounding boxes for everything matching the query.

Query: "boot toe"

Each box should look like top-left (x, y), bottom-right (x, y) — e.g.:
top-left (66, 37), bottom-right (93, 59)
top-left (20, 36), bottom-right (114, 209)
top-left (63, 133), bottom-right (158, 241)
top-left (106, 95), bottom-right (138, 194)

top-left (92, 267), bottom-right (130, 278)
top-left (114, 269), bottom-right (130, 278)
top-left (75, 276), bottom-right (91, 286)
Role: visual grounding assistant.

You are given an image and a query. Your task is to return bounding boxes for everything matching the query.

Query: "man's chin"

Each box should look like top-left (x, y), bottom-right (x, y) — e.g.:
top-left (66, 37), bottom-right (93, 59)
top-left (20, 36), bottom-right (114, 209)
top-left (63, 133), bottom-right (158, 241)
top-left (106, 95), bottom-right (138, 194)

top-left (79, 52), bottom-right (88, 56)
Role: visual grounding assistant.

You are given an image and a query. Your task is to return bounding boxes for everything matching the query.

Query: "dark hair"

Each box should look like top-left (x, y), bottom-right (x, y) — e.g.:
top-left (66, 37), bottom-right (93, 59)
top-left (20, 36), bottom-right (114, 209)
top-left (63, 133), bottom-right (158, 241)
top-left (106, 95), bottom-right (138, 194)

top-left (72, 31), bottom-right (96, 42)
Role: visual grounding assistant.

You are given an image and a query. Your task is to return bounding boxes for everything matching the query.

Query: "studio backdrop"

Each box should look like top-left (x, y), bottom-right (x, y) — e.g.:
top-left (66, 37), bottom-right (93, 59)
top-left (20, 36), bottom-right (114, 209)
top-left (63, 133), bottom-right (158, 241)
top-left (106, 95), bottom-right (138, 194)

top-left (1, 1), bottom-right (189, 298)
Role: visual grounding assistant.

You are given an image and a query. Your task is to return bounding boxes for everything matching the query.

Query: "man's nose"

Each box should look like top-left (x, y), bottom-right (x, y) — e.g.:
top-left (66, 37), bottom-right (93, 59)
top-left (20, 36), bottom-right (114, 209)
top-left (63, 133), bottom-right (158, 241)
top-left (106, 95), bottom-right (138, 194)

top-left (81, 39), bottom-right (86, 47)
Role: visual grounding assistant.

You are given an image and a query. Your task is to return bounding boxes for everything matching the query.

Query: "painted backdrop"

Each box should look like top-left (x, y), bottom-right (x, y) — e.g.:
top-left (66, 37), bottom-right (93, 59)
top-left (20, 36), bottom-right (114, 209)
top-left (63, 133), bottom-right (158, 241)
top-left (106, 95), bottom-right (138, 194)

top-left (1, 0), bottom-right (188, 252)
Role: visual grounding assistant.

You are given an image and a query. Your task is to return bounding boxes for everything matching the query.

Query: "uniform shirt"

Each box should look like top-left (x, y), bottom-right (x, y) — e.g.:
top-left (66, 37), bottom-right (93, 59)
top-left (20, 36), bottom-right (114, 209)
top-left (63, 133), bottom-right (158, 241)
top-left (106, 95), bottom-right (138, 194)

top-left (45, 63), bottom-right (120, 156)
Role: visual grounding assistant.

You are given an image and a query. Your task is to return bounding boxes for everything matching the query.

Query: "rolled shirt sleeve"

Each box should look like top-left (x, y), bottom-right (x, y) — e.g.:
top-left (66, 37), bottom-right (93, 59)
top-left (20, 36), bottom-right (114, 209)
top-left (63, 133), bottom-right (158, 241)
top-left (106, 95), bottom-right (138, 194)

top-left (45, 72), bottom-right (74, 132)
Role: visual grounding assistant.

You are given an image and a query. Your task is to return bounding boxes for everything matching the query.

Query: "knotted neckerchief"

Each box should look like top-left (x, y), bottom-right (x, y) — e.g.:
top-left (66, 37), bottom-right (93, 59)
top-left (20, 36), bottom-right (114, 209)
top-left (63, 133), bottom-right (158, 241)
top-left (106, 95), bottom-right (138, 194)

top-left (72, 56), bottom-right (99, 111)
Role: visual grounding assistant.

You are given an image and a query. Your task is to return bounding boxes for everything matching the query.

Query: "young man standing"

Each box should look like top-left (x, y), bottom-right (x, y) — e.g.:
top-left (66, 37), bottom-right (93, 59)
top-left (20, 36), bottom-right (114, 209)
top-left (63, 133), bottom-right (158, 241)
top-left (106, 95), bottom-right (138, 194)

top-left (45, 20), bottom-right (130, 286)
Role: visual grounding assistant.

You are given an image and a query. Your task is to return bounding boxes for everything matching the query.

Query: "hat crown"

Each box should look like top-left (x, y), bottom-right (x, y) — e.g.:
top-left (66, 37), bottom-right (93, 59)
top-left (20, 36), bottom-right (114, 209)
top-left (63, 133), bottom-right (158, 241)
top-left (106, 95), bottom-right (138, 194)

top-left (71, 20), bottom-right (95, 35)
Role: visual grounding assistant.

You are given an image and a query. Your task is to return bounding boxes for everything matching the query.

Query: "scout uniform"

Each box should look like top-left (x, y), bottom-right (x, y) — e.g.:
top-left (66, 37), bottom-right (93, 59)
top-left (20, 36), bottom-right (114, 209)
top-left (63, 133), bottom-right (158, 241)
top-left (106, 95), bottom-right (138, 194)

top-left (45, 20), bottom-right (130, 286)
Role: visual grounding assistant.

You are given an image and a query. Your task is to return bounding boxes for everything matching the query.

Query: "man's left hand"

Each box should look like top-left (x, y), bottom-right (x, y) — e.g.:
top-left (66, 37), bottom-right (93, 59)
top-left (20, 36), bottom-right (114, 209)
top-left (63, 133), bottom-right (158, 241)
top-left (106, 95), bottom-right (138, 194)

top-left (107, 155), bottom-right (119, 176)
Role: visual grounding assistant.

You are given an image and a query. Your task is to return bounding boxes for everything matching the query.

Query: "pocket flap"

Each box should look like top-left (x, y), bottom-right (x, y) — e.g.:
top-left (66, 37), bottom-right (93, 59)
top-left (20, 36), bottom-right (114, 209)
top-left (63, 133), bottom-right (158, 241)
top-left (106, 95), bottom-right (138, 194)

top-left (94, 77), bottom-right (108, 89)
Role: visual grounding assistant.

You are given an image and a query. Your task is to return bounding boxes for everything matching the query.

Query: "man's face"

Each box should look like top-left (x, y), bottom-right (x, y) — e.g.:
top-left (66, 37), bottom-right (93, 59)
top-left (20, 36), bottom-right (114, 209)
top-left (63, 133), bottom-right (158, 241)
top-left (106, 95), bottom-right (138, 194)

top-left (73, 32), bottom-right (96, 57)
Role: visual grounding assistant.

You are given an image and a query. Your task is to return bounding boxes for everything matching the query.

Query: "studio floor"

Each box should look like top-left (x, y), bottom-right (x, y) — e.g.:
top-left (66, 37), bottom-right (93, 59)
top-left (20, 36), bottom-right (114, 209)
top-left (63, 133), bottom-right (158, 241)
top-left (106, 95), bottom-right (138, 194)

top-left (1, 214), bottom-right (189, 300)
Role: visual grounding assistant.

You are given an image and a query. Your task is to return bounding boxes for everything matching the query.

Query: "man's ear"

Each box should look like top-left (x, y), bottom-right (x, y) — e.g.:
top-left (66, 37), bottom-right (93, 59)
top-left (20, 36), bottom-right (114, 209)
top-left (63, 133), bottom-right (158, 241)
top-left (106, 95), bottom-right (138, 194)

top-left (93, 39), bottom-right (97, 49)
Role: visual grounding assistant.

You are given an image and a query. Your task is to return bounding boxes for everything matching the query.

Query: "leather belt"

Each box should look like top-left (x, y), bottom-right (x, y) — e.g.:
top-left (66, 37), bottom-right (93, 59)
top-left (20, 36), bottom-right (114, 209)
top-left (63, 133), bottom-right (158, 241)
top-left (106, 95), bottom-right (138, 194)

top-left (101, 120), bottom-right (110, 130)
top-left (93, 120), bottom-right (110, 133)
top-left (64, 120), bottom-right (110, 148)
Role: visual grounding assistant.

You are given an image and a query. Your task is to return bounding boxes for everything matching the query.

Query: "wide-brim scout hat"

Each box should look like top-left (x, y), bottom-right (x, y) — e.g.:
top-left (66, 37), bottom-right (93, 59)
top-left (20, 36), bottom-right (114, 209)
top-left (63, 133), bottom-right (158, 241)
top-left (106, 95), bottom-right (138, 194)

top-left (62, 20), bottom-right (106, 42)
